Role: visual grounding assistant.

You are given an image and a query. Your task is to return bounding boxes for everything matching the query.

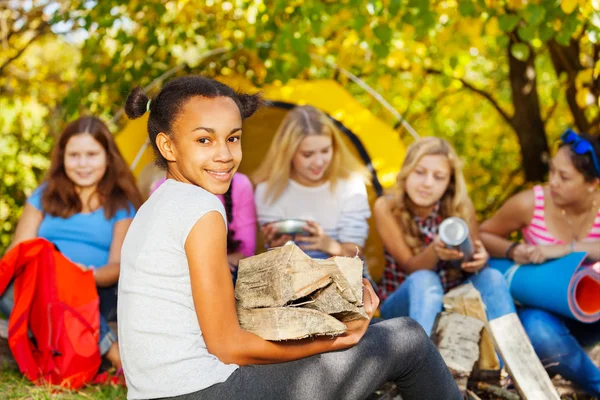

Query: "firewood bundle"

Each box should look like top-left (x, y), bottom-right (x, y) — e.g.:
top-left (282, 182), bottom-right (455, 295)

top-left (235, 243), bottom-right (367, 341)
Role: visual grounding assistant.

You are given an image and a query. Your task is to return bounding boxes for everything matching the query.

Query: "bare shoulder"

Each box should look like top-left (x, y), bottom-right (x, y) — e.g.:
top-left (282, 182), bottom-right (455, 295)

top-left (507, 187), bottom-right (536, 213)
top-left (485, 187), bottom-right (535, 228)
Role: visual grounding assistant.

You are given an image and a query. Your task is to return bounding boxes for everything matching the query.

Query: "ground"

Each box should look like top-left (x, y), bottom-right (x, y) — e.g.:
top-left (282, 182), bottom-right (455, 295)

top-left (0, 369), bottom-right (127, 400)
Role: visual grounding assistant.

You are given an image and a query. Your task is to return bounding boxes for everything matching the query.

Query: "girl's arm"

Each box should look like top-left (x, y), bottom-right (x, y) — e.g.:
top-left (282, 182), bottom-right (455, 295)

top-left (480, 189), bottom-right (535, 259)
top-left (94, 218), bottom-right (132, 287)
top-left (533, 240), bottom-right (599, 263)
top-left (373, 196), bottom-right (439, 273)
top-left (8, 204), bottom-right (43, 251)
top-left (186, 211), bottom-right (377, 366)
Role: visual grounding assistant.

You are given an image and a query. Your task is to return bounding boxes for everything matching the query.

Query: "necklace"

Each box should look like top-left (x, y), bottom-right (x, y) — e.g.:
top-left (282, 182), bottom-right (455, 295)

top-left (561, 198), bottom-right (598, 241)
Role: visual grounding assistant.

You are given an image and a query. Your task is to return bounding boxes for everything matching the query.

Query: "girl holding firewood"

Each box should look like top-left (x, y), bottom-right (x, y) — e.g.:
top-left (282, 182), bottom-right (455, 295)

top-left (117, 76), bottom-right (461, 400)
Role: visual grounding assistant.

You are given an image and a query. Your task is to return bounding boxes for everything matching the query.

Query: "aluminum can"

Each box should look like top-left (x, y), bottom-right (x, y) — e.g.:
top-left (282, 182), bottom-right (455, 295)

top-left (438, 217), bottom-right (474, 263)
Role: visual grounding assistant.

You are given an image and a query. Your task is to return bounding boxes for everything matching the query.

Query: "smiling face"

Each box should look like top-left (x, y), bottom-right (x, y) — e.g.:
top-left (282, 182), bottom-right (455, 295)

top-left (405, 154), bottom-right (451, 208)
top-left (63, 133), bottom-right (108, 189)
top-left (157, 96), bottom-right (242, 194)
top-left (290, 135), bottom-right (333, 186)
top-left (548, 146), bottom-right (595, 207)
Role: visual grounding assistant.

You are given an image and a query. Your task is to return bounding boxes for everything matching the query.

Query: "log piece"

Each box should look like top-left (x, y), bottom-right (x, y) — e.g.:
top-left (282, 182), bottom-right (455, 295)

top-left (300, 283), bottom-right (368, 321)
top-left (235, 244), bottom-right (333, 309)
top-left (431, 311), bottom-right (485, 393)
top-left (443, 282), bottom-right (500, 371)
top-left (488, 313), bottom-right (560, 400)
top-left (317, 256), bottom-right (364, 305)
top-left (237, 306), bottom-right (346, 341)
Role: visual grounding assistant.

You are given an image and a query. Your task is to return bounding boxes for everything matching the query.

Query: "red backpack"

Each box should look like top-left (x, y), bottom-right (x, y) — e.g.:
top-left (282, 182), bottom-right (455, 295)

top-left (0, 238), bottom-right (101, 389)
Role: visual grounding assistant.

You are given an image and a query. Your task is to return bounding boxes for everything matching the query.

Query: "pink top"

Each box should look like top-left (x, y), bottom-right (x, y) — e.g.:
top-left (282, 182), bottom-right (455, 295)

top-left (151, 173), bottom-right (257, 257)
top-left (217, 173), bottom-right (257, 257)
top-left (522, 185), bottom-right (600, 246)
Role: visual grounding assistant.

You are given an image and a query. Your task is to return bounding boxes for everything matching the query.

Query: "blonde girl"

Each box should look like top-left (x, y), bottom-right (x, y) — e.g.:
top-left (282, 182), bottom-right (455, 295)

top-left (253, 105), bottom-right (371, 259)
top-left (374, 137), bottom-right (515, 335)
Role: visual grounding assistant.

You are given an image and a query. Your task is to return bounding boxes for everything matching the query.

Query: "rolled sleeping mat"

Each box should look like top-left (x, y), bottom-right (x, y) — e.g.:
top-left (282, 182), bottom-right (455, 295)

top-left (489, 252), bottom-right (600, 323)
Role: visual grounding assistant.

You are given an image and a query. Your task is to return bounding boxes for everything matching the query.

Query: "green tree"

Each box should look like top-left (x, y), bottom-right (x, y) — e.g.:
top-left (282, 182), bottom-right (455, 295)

top-left (2, 0), bottom-right (598, 253)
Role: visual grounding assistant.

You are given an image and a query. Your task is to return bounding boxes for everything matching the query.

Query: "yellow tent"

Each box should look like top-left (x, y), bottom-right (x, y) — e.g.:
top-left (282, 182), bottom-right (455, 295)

top-left (115, 78), bottom-right (406, 280)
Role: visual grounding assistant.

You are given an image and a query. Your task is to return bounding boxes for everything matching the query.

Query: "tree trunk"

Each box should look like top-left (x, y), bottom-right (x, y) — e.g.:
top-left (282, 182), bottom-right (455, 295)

top-left (508, 38), bottom-right (549, 182)
top-left (548, 39), bottom-right (595, 134)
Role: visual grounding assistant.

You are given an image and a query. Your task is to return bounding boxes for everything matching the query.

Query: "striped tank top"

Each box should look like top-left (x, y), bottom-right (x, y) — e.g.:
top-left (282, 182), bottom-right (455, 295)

top-left (522, 185), bottom-right (600, 246)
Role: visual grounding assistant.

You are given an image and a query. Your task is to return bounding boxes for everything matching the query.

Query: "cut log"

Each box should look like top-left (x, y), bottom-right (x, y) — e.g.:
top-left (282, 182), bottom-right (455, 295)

top-left (314, 259), bottom-right (358, 304)
top-left (488, 313), bottom-right (560, 400)
top-left (237, 306), bottom-right (346, 341)
top-left (235, 244), bottom-right (333, 308)
top-left (443, 283), bottom-right (500, 371)
top-left (317, 256), bottom-right (364, 305)
top-left (431, 311), bottom-right (485, 393)
top-left (300, 283), bottom-right (368, 321)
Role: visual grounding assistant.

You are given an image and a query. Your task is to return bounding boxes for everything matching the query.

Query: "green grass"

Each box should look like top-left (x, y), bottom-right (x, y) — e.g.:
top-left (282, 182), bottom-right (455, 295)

top-left (0, 369), bottom-right (127, 399)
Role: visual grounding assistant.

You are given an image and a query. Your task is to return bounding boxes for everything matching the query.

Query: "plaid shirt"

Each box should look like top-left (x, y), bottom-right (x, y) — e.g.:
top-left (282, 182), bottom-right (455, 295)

top-left (377, 204), bottom-right (467, 301)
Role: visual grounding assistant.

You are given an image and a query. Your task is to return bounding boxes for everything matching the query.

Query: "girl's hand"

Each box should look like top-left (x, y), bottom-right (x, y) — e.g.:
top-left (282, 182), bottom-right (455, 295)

top-left (511, 244), bottom-right (547, 264)
top-left (298, 220), bottom-right (335, 254)
top-left (461, 240), bottom-right (488, 273)
top-left (261, 223), bottom-right (293, 248)
top-left (517, 244), bottom-right (547, 264)
top-left (527, 245), bottom-right (547, 264)
top-left (432, 236), bottom-right (464, 261)
top-left (512, 244), bottom-right (533, 264)
top-left (340, 279), bottom-right (379, 346)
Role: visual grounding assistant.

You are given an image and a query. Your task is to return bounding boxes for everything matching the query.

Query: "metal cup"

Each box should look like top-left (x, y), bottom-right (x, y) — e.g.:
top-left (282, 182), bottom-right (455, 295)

top-left (438, 217), bottom-right (474, 264)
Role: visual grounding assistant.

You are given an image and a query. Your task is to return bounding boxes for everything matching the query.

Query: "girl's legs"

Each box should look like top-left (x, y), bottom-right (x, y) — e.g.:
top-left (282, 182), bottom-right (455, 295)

top-left (98, 284), bottom-right (118, 321)
top-left (99, 315), bottom-right (121, 368)
top-left (164, 318), bottom-right (461, 400)
top-left (467, 267), bottom-right (516, 320)
top-left (97, 283), bottom-right (121, 369)
top-left (519, 308), bottom-right (600, 396)
top-left (379, 270), bottom-right (444, 335)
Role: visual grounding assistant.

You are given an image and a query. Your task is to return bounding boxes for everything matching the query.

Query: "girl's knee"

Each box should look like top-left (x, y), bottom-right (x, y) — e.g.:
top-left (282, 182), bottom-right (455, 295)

top-left (385, 317), bottom-right (430, 354)
top-left (407, 270), bottom-right (442, 290)
top-left (477, 267), bottom-right (509, 289)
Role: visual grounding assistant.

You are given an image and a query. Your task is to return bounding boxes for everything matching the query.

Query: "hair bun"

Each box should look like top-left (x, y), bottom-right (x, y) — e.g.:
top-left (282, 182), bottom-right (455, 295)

top-left (236, 92), bottom-right (263, 119)
top-left (125, 86), bottom-right (149, 120)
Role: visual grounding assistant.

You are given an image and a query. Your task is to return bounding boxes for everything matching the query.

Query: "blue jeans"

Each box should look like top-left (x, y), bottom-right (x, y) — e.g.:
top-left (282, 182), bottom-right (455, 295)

top-left (0, 281), bottom-right (116, 356)
top-left (379, 267), bottom-right (516, 336)
top-left (518, 308), bottom-right (600, 396)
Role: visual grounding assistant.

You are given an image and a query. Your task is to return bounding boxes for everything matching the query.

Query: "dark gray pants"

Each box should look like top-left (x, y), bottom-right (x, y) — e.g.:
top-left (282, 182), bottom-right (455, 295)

top-left (164, 318), bottom-right (461, 400)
